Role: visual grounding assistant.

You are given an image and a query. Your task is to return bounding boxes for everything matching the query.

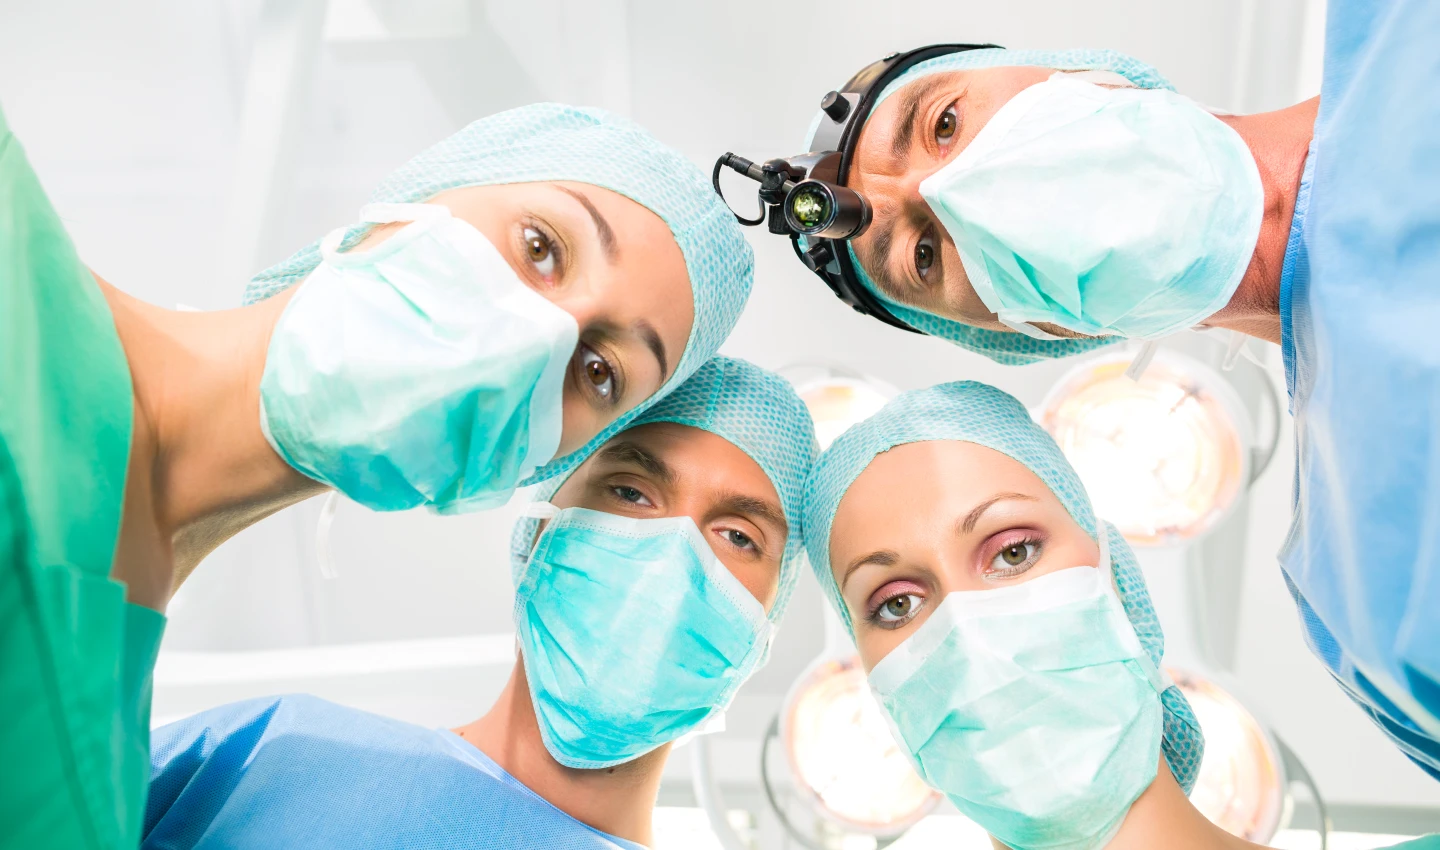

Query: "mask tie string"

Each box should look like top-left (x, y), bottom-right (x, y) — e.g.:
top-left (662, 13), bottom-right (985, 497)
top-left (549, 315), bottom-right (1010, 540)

top-left (1124, 340), bottom-right (1160, 381)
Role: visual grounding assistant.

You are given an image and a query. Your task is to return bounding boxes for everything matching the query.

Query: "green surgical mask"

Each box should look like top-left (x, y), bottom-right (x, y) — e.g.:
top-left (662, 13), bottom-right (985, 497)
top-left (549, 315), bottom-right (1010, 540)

top-left (260, 203), bottom-right (578, 514)
top-left (868, 527), bottom-right (1168, 850)
top-left (919, 74), bottom-right (1263, 341)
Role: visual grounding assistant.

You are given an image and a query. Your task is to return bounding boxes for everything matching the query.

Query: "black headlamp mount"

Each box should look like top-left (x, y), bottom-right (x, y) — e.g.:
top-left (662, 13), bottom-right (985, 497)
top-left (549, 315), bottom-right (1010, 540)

top-left (714, 43), bottom-right (999, 332)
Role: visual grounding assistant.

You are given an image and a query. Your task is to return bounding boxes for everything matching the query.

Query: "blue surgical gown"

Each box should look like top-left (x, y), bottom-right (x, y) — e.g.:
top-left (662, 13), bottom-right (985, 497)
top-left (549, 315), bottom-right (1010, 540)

top-left (1280, 0), bottom-right (1440, 779)
top-left (143, 695), bottom-right (649, 849)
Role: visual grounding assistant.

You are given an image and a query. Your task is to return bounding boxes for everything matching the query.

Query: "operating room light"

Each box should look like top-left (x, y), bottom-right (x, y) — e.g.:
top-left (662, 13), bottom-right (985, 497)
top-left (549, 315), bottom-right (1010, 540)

top-left (790, 370), bottom-right (894, 450)
top-left (781, 656), bottom-right (941, 834)
top-left (1039, 350), bottom-right (1251, 546)
top-left (1171, 669), bottom-right (1287, 842)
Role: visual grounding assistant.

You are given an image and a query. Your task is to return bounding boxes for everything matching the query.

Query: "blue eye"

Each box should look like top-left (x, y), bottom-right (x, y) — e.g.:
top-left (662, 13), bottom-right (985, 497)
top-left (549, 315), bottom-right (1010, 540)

top-left (723, 529), bottom-right (755, 550)
top-left (611, 485), bottom-right (651, 506)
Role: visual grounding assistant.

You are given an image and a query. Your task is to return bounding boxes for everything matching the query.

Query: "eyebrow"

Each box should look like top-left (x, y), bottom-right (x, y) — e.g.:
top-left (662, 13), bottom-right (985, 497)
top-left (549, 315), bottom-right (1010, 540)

top-left (840, 548), bottom-right (899, 591)
top-left (960, 492), bottom-right (1039, 533)
top-left (715, 492), bottom-right (789, 540)
top-left (596, 440), bottom-right (674, 484)
top-left (889, 75), bottom-right (949, 164)
top-left (556, 185), bottom-right (618, 264)
top-left (863, 218), bottom-right (902, 299)
top-left (634, 319), bottom-right (670, 382)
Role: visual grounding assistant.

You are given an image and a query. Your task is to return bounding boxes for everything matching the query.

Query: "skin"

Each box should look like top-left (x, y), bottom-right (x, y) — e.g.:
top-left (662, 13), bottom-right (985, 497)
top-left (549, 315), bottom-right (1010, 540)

top-left (828, 440), bottom-right (1263, 850)
top-left (102, 181), bottom-right (694, 610)
top-left (454, 421), bottom-right (786, 846)
top-left (848, 66), bottom-right (1319, 345)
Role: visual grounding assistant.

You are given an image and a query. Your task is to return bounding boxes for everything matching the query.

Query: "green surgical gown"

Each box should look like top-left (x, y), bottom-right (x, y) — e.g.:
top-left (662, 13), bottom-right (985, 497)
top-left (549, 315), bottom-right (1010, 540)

top-left (0, 103), bottom-right (165, 848)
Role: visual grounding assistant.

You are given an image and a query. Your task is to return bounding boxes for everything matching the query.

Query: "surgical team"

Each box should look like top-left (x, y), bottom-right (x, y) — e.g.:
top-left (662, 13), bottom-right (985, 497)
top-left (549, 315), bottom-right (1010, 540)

top-left (2, 1), bottom-right (1437, 848)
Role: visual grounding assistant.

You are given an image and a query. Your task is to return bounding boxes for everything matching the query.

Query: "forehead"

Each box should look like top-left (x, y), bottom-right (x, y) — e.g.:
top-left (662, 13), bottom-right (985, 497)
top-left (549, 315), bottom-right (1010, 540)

top-left (839, 440), bottom-right (1060, 518)
top-left (595, 422), bottom-right (777, 501)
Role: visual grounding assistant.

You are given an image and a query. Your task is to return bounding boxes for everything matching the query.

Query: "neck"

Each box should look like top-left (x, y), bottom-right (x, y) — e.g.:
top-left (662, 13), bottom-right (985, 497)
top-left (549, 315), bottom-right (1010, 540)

top-left (99, 277), bottom-right (326, 604)
top-left (1108, 758), bottom-right (1267, 850)
top-left (455, 663), bottom-right (669, 847)
top-left (1203, 97), bottom-right (1319, 345)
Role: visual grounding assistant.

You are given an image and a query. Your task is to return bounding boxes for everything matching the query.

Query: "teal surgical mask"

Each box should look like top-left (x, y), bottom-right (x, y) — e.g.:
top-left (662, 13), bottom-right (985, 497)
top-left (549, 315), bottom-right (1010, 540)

top-left (919, 73), bottom-right (1263, 341)
top-left (515, 503), bottom-right (772, 769)
top-left (260, 203), bottom-right (578, 515)
top-left (868, 528), bottom-right (1168, 850)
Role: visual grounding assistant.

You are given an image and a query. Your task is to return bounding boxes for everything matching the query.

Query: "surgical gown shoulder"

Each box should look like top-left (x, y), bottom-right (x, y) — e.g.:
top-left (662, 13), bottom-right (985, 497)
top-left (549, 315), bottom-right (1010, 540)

top-left (144, 694), bottom-right (649, 850)
top-left (1279, 0), bottom-right (1440, 780)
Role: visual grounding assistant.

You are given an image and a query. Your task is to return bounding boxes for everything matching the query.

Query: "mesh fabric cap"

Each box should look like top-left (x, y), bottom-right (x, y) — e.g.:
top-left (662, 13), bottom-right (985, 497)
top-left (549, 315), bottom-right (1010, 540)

top-left (802, 48), bottom-right (1175, 365)
top-left (245, 102), bottom-right (753, 485)
top-left (510, 356), bottom-right (818, 624)
top-left (800, 380), bottom-right (1203, 792)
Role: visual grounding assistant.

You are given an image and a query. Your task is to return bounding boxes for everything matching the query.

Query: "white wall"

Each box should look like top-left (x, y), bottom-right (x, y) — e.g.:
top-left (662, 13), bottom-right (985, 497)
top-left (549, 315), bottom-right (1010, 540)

top-left (4, 0), bottom-right (1437, 823)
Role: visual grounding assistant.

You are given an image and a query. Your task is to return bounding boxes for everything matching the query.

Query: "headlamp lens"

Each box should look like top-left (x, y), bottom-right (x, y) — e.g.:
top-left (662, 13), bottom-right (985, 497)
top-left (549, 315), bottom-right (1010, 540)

top-left (790, 185), bottom-right (833, 231)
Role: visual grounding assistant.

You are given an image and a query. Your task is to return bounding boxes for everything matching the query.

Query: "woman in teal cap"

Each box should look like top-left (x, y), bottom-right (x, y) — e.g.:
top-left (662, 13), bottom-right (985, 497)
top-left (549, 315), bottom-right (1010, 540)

top-left (803, 381), bottom-right (1440, 850)
top-left (0, 102), bottom-right (752, 848)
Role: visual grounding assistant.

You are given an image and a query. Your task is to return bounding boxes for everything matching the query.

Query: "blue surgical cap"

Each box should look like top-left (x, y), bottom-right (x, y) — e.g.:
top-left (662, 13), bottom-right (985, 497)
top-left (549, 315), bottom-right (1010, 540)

top-left (802, 48), bottom-right (1175, 366)
top-left (247, 102), bottom-right (754, 485)
top-left (511, 356), bottom-right (819, 624)
top-left (800, 380), bottom-right (1203, 792)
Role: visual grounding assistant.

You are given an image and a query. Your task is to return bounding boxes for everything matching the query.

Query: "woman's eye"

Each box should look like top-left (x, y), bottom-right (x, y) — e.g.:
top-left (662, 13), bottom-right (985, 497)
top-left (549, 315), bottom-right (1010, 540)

top-left (611, 485), bottom-right (651, 506)
top-left (523, 227), bottom-right (556, 277)
top-left (915, 236), bottom-right (936, 279)
top-left (935, 104), bottom-right (959, 146)
top-left (988, 541), bottom-right (1040, 577)
top-left (579, 345), bottom-right (615, 401)
top-left (876, 593), bottom-right (925, 626)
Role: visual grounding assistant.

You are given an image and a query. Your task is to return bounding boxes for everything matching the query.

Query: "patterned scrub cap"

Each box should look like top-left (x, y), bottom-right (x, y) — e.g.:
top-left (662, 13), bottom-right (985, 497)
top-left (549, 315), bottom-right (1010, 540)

top-left (800, 380), bottom-right (1203, 792)
top-left (510, 356), bottom-right (819, 626)
top-left (247, 102), bottom-right (754, 485)
top-left (801, 48), bottom-right (1176, 365)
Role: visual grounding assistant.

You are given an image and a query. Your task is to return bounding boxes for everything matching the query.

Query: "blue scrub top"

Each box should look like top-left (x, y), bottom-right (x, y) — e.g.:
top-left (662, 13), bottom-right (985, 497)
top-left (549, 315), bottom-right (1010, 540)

top-left (143, 695), bottom-right (649, 850)
top-left (1280, 0), bottom-right (1440, 779)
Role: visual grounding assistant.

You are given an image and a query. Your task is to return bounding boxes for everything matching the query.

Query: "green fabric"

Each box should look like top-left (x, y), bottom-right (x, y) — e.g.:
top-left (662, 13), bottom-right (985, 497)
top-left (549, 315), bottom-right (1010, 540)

top-left (0, 103), bottom-right (165, 849)
top-left (1381, 836), bottom-right (1440, 849)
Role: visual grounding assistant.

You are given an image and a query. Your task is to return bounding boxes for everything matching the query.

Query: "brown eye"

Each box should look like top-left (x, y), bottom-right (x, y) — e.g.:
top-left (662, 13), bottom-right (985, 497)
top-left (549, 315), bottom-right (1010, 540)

top-left (523, 226), bottom-right (556, 276)
top-left (915, 239), bottom-right (935, 277)
top-left (578, 344), bottom-right (616, 402)
top-left (935, 105), bottom-right (958, 144)
top-left (586, 357), bottom-right (610, 386)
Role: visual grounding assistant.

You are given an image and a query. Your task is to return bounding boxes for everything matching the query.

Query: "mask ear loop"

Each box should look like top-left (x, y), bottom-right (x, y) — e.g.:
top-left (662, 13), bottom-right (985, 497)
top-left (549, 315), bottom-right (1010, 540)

top-left (999, 317), bottom-right (1066, 341)
top-left (315, 491), bottom-right (341, 580)
top-left (522, 501), bottom-right (561, 520)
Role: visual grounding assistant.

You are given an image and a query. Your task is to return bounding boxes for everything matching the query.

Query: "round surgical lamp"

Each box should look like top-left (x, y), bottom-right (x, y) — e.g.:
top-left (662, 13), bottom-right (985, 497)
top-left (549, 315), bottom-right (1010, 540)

top-left (782, 364), bottom-right (897, 450)
top-left (1038, 348), bottom-right (1279, 546)
top-left (1169, 668), bottom-right (1330, 848)
top-left (764, 656), bottom-right (941, 844)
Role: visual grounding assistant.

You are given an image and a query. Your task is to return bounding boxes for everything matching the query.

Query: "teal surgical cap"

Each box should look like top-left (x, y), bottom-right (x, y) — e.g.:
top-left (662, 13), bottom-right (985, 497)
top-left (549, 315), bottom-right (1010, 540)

top-left (802, 48), bottom-right (1175, 366)
top-left (800, 380), bottom-right (1203, 792)
top-left (247, 102), bottom-right (754, 485)
top-left (511, 356), bottom-right (819, 623)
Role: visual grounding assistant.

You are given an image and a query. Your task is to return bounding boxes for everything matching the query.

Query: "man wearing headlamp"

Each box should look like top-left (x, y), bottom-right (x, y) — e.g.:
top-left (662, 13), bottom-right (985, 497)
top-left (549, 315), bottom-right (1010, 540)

top-left (726, 0), bottom-right (1440, 787)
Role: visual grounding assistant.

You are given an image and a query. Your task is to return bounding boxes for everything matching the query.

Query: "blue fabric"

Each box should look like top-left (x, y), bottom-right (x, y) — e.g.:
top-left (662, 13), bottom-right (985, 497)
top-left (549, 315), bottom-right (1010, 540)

top-left (510, 356), bottom-right (818, 623)
top-left (800, 381), bottom-right (1203, 793)
top-left (1277, 0), bottom-right (1440, 779)
top-left (143, 695), bottom-right (647, 850)
top-left (246, 103), bottom-right (753, 487)
top-left (802, 48), bottom-right (1176, 365)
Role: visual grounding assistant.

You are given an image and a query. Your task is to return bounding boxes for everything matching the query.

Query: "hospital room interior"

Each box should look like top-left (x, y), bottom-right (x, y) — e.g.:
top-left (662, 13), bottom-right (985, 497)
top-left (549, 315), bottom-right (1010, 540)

top-left (5, 0), bottom-right (1435, 847)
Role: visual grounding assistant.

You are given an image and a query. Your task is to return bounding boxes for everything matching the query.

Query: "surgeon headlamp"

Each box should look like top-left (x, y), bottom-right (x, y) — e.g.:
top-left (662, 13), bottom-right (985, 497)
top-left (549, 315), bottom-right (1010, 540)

top-left (713, 43), bottom-right (999, 333)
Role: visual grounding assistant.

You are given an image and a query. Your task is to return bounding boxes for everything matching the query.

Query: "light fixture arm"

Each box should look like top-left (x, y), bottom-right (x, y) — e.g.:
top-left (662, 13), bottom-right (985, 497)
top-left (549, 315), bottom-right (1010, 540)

top-left (689, 735), bottom-right (751, 850)
top-left (757, 714), bottom-right (903, 850)
top-left (1275, 735), bottom-right (1331, 850)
